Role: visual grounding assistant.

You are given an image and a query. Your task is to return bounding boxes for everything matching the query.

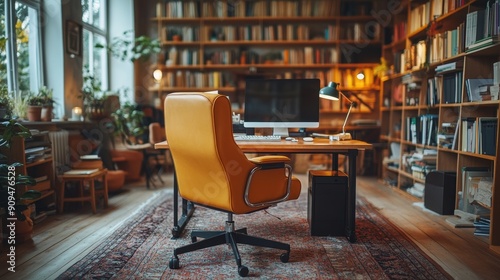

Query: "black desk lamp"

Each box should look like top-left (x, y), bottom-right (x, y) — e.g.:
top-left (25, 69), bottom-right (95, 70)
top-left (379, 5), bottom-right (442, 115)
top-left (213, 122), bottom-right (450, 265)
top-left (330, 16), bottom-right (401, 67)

top-left (319, 81), bottom-right (353, 140)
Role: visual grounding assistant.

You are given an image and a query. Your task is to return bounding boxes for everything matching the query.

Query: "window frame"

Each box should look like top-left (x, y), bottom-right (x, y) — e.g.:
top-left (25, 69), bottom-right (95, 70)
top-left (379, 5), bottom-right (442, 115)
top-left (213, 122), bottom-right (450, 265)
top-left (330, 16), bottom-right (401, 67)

top-left (3, 0), bottom-right (44, 93)
top-left (81, 0), bottom-right (109, 91)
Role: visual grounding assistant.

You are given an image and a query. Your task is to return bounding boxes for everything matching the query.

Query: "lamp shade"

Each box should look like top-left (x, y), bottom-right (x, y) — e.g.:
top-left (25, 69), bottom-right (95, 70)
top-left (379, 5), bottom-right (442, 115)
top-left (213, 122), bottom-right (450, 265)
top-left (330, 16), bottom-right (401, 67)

top-left (319, 81), bottom-right (340, 101)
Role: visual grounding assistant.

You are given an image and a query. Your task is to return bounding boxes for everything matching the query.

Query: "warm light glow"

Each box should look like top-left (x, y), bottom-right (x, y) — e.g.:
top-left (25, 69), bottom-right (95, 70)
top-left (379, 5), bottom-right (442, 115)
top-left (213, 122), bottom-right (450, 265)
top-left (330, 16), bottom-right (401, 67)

top-left (72, 107), bottom-right (82, 121)
top-left (153, 69), bottom-right (163, 82)
top-left (356, 71), bottom-right (365, 80)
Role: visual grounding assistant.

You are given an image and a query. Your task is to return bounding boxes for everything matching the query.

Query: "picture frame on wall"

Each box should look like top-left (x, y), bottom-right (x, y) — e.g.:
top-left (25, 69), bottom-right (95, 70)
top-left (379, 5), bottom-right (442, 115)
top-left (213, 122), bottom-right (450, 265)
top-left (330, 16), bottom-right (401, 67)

top-left (66, 20), bottom-right (82, 57)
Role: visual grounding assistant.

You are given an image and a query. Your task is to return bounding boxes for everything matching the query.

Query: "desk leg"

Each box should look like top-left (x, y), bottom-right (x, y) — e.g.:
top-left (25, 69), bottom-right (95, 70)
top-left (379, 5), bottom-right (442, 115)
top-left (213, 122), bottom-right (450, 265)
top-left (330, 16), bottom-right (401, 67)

top-left (171, 170), bottom-right (195, 239)
top-left (139, 150), bottom-right (151, 189)
top-left (346, 149), bottom-right (358, 243)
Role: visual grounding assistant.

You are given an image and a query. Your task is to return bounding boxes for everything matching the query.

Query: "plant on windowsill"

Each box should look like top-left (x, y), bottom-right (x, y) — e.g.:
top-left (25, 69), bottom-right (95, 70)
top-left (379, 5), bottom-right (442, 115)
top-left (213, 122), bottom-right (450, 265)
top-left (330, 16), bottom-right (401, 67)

top-left (0, 85), bottom-right (13, 121)
top-left (26, 92), bottom-right (46, 122)
top-left (0, 120), bottom-right (40, 242)
top-left (81, 67), bottom-right (108, 121)
top-left (38, 86), bottom-right (56, 122)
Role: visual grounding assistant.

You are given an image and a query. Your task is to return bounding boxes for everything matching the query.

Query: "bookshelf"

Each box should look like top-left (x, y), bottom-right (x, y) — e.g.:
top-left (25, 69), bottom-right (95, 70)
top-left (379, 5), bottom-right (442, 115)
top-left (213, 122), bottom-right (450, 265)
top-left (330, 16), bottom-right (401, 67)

top-left (143, 0), bottom-right (382, 124)
top-left (379, 0), bottom-right (500, 250)
top-left (5, 132), bottom-right (56, 223)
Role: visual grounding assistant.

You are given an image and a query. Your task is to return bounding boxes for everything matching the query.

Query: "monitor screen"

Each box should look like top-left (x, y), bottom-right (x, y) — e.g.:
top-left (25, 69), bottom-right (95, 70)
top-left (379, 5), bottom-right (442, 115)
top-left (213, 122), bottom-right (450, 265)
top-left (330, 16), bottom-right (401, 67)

top-left (244, 78), bottom-right (320, 136)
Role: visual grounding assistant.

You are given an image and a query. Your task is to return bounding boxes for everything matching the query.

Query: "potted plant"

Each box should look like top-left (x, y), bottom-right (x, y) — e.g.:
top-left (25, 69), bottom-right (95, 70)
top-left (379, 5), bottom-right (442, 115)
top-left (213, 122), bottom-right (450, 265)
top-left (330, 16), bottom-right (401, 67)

top-left (81, 67), bottom-right (108, 121)
top-left (0, 85), bottom-right (13, 121)
top-left (0, 120), bottom-right (40, 242)
top-left (12, 93), bottom-right (29, 120)
top-left (26, 92), bottom-right (45, 121)
top-left (38, 86), bottom-right (56, 122)
top-left (111, 102), bottom-right (146, 145)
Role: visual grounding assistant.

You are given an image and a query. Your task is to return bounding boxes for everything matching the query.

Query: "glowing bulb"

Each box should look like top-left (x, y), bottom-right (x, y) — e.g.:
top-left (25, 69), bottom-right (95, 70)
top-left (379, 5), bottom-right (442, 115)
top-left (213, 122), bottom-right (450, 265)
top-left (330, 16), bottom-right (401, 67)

top-left (356, 72), bottom-right (365, 80)
top-left (153, 69), bottom-right (163, 82)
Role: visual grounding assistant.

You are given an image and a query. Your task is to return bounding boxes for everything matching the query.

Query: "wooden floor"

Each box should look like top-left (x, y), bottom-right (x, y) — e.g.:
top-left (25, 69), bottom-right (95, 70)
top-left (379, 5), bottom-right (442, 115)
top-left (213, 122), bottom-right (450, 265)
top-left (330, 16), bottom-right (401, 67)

top-left (2, 172), bottom-right (500, 280)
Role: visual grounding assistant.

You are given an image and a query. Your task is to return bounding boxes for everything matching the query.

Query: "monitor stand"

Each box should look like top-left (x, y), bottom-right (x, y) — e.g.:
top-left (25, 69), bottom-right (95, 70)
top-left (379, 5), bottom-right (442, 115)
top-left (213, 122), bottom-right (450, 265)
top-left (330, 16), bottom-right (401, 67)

top-left (272, 127), bottom-right (289, 137)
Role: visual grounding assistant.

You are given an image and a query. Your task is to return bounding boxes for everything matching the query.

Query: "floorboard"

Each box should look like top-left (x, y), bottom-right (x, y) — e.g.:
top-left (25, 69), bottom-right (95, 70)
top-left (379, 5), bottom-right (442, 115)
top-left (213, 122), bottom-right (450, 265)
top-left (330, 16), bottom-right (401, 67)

top-left (1, 172), bottom-right (500, 280)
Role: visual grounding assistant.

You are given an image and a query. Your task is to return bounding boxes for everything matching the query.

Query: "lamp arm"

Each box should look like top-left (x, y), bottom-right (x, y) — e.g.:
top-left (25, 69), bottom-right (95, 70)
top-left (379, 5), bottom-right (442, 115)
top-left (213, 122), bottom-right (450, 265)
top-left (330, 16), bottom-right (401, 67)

top-left (339, 91), bottom-right (353, 135)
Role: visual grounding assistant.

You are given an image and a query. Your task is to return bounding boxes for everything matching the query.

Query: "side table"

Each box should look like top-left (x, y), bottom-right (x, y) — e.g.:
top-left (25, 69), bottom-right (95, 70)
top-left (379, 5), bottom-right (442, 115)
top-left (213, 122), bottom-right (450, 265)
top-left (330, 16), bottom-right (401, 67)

top-left (58, 168), bottom-right (108, 214)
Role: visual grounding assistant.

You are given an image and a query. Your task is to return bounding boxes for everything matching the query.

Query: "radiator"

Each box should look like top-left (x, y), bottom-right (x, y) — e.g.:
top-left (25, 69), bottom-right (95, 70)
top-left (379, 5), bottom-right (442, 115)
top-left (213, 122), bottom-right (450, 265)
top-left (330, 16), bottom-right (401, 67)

top-left (49, 130), bottom-right (70, 175)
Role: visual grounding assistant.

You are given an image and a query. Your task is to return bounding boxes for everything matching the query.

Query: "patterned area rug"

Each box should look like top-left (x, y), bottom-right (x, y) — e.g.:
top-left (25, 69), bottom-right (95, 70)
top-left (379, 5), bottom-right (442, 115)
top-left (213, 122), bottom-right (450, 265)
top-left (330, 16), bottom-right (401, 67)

top-left (57, 189), bottom-right (452, 279)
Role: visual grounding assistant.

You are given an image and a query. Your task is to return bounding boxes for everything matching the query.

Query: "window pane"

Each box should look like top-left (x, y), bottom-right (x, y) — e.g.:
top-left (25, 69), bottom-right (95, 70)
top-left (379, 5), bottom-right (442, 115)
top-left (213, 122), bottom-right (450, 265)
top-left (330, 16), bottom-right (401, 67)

top-left (16, 2), bottom-right (32, 91)
top-left (82, 29), bottom-right (108, 92)
top-left (82, 0), bottom-right (106, 30)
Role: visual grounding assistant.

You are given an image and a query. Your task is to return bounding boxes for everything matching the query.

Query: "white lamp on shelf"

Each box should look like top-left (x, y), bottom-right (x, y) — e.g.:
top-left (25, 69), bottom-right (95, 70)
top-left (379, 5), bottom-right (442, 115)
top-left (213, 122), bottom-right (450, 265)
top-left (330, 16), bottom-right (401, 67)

top-left (319, 81), bottom-right (353, 141)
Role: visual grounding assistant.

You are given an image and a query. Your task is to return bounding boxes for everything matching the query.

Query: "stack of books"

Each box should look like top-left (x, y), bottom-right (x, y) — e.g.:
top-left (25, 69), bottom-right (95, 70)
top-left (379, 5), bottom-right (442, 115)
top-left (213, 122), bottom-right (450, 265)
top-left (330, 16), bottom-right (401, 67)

top-left (474, 217), bottom-right (491, 237)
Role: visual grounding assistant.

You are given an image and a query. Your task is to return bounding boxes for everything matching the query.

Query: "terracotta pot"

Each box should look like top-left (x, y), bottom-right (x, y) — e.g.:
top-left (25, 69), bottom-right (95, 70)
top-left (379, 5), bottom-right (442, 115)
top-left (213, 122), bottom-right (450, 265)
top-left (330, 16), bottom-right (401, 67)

top-left (27, 106), bottom-right (42, 121)
top-left (41, 106), bottom-right (53, 122)
top-left (15, 209), bottom-right (34, 242)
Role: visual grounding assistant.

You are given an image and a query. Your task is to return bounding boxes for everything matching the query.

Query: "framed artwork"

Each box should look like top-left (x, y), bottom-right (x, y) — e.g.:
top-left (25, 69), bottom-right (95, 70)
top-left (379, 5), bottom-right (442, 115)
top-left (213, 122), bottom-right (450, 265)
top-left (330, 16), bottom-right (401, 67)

top-left (66, 20), bottom-right (82, 57)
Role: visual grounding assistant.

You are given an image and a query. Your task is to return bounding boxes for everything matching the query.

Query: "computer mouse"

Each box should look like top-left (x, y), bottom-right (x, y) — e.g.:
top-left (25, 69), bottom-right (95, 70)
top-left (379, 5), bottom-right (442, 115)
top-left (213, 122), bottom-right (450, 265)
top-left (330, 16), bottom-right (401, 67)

top-left (303, 137), bottom-right (314, 142)
top-left (285, 137), bottom-right (294, 141)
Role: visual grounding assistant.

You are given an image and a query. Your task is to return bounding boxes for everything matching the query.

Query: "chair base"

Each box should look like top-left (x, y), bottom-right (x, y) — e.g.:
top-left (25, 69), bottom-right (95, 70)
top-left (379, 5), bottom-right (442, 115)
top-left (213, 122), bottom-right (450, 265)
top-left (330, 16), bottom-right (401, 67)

top-left (169, 220), bottom-right (290, 277)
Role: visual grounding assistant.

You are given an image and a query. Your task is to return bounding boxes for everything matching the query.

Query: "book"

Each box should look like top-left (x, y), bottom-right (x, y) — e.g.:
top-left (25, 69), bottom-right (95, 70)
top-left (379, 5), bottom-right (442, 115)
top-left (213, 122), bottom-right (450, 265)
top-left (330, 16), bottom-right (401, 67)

top-left (466, 36), bottom-right (496, 51)
top-left (64, 169), bottom-right (100, 175)
top-left (478, 117), bottom-right (498, 155)
top-left (461, 167), bottom-right (491, 215)
top-left (465, 78), bottom-right (494, 102)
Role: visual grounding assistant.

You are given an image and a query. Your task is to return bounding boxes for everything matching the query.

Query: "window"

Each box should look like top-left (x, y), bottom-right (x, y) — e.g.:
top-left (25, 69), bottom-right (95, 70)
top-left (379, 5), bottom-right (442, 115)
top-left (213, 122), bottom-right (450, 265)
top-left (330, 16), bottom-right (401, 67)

top-left (81, 0), bottom-right (108, 91)
top-left (0, 0), bottom-right (43, 93)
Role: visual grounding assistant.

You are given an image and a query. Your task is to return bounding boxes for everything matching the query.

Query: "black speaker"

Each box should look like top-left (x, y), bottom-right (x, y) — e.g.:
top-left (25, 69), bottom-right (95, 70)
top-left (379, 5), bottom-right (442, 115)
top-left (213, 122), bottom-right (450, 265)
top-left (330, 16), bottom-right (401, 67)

top-left (308, 170), bottom-right (348, 236)
top-left (424, 171), bottom-right (457, 215)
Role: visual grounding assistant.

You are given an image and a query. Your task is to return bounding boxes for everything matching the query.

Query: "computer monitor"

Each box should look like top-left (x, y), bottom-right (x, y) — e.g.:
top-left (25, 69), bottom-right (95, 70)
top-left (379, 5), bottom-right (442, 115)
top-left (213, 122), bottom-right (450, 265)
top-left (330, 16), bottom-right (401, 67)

top-left (243, 78), bottom-right (320, 136)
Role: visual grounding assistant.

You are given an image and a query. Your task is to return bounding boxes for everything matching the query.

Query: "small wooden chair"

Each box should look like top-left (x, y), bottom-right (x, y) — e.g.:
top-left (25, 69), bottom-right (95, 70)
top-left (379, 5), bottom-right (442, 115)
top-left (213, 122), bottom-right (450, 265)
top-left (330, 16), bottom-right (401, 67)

top-left (57, 169), bottom-right (108, 214)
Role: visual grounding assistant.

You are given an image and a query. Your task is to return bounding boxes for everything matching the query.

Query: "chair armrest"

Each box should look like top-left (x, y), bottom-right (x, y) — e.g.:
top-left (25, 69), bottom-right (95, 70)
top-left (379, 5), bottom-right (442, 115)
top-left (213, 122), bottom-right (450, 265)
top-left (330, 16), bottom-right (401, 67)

top-left (248, 155), bottom-right (290, 165)
top-left (245, 156), bottom-right (293, 208)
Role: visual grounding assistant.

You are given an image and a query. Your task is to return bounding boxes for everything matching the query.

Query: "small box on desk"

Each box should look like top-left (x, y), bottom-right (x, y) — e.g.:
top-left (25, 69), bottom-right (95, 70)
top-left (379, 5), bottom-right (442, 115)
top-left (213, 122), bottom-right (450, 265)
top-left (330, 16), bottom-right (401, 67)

top-left (308, 170), bottom-right (348, 236)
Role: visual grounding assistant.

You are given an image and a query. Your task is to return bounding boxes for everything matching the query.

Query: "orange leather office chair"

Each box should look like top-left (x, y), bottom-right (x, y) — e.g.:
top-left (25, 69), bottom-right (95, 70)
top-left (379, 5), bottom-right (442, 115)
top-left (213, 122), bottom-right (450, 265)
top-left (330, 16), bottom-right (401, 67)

top-left (164, 92), bottom-right (301, 277)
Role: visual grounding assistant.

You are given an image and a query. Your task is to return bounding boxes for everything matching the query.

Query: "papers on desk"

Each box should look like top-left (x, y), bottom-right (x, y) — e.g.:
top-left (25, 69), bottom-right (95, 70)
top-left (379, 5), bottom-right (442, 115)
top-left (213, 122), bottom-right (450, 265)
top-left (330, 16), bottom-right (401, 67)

top-left (80, 155), bottom-right (100, 160)
top-left (64, 169), bottom-right (100, 175)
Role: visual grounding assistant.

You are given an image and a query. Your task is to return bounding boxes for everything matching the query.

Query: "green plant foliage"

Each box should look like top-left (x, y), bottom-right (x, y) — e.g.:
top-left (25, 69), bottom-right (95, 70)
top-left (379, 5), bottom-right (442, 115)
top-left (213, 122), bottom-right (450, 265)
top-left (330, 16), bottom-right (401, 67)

top-left (95, 30), bottom-right (161, 62)
top-left (112, 102), bottom-right (146, 145)
top-left (0, 120), bottom-right (38, 221)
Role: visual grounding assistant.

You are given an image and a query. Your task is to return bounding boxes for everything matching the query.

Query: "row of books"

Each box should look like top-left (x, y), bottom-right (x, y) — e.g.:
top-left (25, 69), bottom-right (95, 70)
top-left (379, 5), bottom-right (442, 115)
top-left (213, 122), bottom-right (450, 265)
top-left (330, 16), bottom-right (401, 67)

top-left (159, 71), bottom-right (232, 88)
top-left (461, 117), bottom-right (498, 155)
top-left (431, 0), bottom-right (470, 18)
top-left (464, 1), bottom-right (500, 52)
top-left (156, 0), bottom-right (339, 18)
top-left (409, 1), bottom-right (430, 34)
top-left (437, 122), bottom-right (458, 150)
top-left (429, 22), bottom-right (465, 63)
top-left (405, 114), bottom-right (439, 146)
top-left (393, 40), bottom-right (427, 74)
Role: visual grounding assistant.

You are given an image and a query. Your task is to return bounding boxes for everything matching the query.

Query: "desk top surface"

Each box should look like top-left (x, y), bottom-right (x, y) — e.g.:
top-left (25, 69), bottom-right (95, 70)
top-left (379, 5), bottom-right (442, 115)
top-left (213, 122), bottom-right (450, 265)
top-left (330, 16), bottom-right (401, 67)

top-left (155, 138), bottom-right (371, 153)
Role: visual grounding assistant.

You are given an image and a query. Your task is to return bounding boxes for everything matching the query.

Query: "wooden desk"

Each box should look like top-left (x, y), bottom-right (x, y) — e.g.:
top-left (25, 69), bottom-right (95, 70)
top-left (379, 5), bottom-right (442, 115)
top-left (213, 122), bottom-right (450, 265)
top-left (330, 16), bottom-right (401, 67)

top-left (155, 138), bottom-right (371, 242)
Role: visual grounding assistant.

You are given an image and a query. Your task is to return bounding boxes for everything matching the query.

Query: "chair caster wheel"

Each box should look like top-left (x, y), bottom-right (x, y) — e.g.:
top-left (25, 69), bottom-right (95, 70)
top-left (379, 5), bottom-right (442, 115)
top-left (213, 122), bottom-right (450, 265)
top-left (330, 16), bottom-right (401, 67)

top-left (169, 256), bottom-right (179, 269)
top-left (238, 265), bottom-right (249, 277)
top-left (280, 252), bottom-right (289, 263)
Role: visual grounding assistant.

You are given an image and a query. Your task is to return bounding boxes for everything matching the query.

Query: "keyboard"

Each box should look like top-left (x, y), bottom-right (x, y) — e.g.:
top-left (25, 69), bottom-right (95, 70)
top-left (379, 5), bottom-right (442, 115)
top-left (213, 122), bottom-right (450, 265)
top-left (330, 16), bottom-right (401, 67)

top-left (234, 135), bottom-right (282, 142)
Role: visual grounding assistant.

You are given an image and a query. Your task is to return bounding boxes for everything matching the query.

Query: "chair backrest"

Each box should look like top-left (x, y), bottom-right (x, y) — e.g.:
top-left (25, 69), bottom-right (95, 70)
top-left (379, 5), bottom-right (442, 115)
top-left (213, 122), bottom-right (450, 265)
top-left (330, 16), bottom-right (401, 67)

top-left (164, 92), bottom-right (289, 214)
top-left (149, 122), bottom-right (165, 144)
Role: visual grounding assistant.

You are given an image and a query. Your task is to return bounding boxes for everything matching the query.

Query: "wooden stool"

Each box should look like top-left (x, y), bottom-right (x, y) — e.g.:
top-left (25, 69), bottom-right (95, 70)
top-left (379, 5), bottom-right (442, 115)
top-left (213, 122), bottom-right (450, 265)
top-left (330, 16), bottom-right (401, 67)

top-left (58, 169), bottom-right (108, 214)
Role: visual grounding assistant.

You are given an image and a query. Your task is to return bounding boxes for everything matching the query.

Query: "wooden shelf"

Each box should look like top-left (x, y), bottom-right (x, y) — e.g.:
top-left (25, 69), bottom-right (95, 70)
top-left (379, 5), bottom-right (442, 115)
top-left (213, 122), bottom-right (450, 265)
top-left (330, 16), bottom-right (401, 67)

top-left (379, 0), bottom-right (500, 248)
top-left (146, 0), bottom-right (383, 123)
